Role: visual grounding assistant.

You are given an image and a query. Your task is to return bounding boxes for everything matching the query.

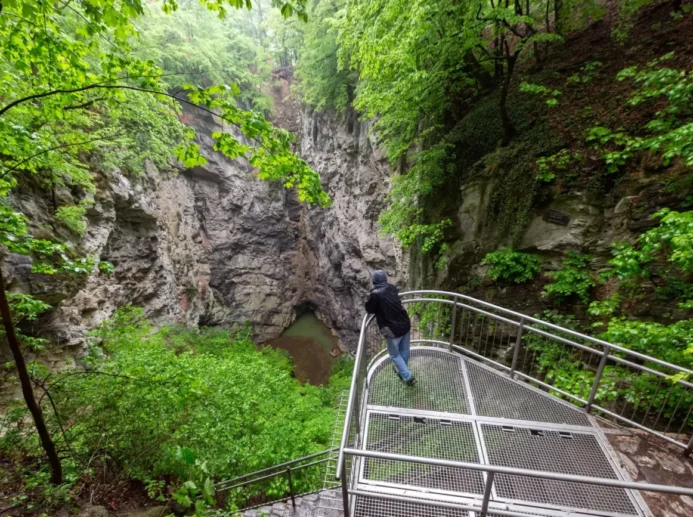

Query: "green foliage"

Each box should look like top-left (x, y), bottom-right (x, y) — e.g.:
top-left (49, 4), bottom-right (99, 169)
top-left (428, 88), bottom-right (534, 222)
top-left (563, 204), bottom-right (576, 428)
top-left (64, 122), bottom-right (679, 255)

top-left (408, 297), bottom-right (452, 346)
top-left (536, 149), bottom-right (580, 182)
top-left (1, 308), bottom-right (351, 511)
top-left (136, 1), bottom-right (272, 112)
top-left (524, 311), bottom-right (693, 420)
top-left (519, 82), bottom-right (562, 107)
top-left (338, 0), bottom-right (474, 163)
top-left (485, 110), bottom-right (562, 244)
top-left (5, 294), bottom-right (51, 323)
top-left (612, 0), bottom-right (660, 42)
top-left (294, 0), bottom-right (353, 113)
top-left (0, 205), bottom-right (101, 275)
top-left (523, 312), bottom-right (596, 400)
top-left (587, 53), bottom-right (693, 172)
top-left (610, 209), bottom-right (693, 278)
top-left (1, 293), bottom-right (53, 352)
top-left (0, 0), bottom-right (330, 250)
top-left (601, 318), bottom-right (693, 368)
top-left (543, 252), bottom-right (596, 303)
top-left (567, 61), bottom-right (603, 84)
top-left (379, 142), bottom-right (453, 253)
top-left (588, 294), bottom-right (622, 318)
top-left (55, 200), bottom-right (93, 237)
top-left (482, 247), bottom-right (541, 284)
top-left (395, 220), bottom-right (452, 254)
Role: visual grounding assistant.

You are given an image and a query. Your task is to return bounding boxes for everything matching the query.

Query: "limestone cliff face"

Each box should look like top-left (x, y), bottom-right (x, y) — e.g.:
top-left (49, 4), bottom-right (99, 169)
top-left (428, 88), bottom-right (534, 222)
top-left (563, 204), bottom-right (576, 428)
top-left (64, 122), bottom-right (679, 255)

top-left (3, 94), bottom-right (402, 357)
top-left (298, 109), bottom-right (405, 343)
top-left (414, 172), bottom-right (686, 320)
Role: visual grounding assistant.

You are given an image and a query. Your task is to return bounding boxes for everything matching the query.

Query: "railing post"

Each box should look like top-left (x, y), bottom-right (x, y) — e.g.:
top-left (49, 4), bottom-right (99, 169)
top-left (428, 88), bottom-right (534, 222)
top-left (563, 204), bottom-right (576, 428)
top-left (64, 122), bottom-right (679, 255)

top-left (449, 297), bottom-right (458, 352)
top-left (340, 457), bottom-right (350, 517)
top-left (480, 471), bottom-right (495, 517)
top-left (586, 345), bottom-right (610, 413)
top-left (286, 467), bottom-right (296, 510)
top-left (684, 434), bottom-right (693, 457)
top-left (509, 318), bottom-right (524, 378)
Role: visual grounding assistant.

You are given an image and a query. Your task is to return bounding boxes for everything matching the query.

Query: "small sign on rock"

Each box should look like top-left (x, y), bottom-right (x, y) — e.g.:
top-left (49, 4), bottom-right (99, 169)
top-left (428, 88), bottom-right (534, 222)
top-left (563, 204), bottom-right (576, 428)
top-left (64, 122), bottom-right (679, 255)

top-left (543, 209), bottom-right (571, 226)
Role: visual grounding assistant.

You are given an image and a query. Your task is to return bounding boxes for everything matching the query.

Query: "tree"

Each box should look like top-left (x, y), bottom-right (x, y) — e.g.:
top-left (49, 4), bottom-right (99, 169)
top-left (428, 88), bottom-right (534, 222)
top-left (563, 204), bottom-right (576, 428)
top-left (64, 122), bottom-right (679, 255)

top-left (466, 0), bottom-right (564, 143)
top-left (294, 0), bottom-right (354, 113)
top-left (0, 0), bottom-right (322, 485)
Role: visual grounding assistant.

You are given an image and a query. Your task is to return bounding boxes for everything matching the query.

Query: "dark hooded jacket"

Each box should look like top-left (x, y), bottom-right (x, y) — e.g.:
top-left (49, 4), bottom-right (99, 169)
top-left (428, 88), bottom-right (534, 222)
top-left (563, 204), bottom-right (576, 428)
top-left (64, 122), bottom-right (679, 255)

top-left (365, 270), bottom-right (411, 338)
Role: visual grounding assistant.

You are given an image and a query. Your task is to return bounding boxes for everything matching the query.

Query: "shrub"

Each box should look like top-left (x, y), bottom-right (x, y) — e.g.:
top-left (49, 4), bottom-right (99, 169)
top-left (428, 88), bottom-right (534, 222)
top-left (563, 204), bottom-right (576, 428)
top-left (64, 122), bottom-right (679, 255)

top-left (1, 308), bottom-right (351, 511)
top-left (55, 201), bottom-right (93, 237)
top-left (543, 252), bottom-right (595, 303)
top-left (600, 317), bottom-right (693, 368)
top-left (482, 247), bottom-right (541, 284)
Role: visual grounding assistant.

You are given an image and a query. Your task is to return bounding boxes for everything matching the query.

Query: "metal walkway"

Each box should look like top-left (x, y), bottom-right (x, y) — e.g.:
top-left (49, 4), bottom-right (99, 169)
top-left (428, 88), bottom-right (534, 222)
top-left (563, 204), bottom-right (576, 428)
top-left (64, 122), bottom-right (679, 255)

top-left (356, 348), bottom-right (639, 517)
top-left (338, 291), bottom-right (693, 517)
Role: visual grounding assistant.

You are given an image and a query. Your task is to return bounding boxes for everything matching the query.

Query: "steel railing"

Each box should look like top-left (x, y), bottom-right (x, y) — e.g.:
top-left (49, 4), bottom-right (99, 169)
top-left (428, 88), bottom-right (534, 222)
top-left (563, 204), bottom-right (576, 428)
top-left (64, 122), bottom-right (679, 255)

top-left (215, 447), bottom-right (337, 511)
top-left (343, 448), bottom-right (693, 517)
top-left (336, 290), bottom-right (693, 516)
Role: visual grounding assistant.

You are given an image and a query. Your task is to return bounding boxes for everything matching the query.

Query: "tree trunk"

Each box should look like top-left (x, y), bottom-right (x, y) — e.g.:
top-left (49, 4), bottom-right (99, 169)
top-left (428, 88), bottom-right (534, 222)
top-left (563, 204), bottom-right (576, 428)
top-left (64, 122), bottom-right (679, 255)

top-left (500, 54), bottom-right (517, 145)
top-left (554, 0), bottom-right (563, 35)
top-left (0, 268), bottom-right (62, 484)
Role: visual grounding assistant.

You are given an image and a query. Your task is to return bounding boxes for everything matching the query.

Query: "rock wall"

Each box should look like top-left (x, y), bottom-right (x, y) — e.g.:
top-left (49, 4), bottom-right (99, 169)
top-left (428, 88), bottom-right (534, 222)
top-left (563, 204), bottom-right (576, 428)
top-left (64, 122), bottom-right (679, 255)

top-left (415, 170), bottom-right (687, 320)
top-left (298, 108), bottom-right (405, 344)
top-left (2, 88), bottom-right (401, 359)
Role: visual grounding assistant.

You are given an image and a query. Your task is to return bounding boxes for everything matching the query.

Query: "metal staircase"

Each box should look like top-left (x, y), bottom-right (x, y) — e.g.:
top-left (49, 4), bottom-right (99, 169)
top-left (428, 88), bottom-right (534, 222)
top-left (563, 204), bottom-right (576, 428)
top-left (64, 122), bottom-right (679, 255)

top-left (324, 391), bottom-right (349, 490)
top-left (336, 290), bottom-right (693, 517)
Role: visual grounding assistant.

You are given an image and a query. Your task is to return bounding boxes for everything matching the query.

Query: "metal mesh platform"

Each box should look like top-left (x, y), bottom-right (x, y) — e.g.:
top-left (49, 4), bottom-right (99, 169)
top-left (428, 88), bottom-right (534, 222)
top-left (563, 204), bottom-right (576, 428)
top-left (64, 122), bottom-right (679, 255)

top-left (354, 495), bottom-right (533, 517)
top-left (466, 362), bottom-right (591, 426)
top-left (368, 348), bottom-right (469, 413)
top-left (481, 424), bottom-right (639, 515)
top-left (357, 346), bottom-right (643, 517)
top-left (354, 495), bottom-right (469, 517)
top-left (363, 412), bottom-right (484, 495)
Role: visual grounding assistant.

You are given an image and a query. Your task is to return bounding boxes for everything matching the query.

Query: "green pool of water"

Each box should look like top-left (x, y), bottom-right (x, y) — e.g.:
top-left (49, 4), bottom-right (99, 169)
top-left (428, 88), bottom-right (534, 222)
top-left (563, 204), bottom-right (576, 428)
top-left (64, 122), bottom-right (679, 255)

top-left (281, 312), bottom-right (337, 353)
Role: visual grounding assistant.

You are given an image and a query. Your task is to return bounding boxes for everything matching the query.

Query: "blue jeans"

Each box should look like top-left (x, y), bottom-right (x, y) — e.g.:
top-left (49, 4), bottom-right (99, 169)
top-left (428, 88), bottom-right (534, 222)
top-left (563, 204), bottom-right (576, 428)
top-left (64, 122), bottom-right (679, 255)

top-left (387, 331), bottom-right (412, 382)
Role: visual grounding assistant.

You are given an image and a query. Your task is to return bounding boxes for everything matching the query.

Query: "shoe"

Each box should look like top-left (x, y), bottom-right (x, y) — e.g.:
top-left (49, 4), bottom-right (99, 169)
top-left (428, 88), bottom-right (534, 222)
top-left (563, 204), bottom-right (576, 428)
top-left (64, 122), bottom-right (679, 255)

top-left (405, 376), bottom-right (416, 387)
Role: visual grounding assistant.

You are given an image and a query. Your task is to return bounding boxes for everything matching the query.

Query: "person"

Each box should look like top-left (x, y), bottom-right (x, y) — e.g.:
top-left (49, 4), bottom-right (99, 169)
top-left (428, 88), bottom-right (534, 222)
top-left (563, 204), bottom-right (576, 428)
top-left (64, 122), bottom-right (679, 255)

top-left (365, 270), bottom-right (416, 386)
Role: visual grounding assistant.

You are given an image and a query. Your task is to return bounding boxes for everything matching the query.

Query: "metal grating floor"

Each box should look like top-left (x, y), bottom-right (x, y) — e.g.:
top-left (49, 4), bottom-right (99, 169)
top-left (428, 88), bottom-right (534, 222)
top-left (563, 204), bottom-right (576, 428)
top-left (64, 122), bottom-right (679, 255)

top-left (356, 346), bottom-right (643, 517)
top-left (354, 495), bottom-right (469, 517)
top-left (368, 348), bottom-right (469, 413)
top-left (364, 413), bottom-right (485, 495)
top-left (353, 495), bottom-right (535, 517)
top-left (481, 424), bottom-right (638, 515)
top-left (466, 362), bottom-right (591, 426)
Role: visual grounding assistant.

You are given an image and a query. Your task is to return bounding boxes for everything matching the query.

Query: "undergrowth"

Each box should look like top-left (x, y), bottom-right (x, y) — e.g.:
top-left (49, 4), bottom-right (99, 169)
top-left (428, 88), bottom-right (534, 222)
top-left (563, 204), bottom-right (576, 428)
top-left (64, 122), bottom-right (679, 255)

top-left (0, 308), bottom-right (352, 515)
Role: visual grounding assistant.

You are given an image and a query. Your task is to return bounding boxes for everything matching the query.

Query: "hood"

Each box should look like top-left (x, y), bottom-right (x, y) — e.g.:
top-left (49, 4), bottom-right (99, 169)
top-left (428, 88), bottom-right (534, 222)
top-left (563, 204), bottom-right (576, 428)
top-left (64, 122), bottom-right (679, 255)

top-left (372, 270), bottom-right (388, 288)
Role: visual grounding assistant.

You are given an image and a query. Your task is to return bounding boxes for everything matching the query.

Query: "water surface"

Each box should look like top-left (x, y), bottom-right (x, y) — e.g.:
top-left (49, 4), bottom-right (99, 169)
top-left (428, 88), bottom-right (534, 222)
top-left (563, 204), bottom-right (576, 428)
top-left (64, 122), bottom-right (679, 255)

top-left (265, 312), bottom-right (338, 385)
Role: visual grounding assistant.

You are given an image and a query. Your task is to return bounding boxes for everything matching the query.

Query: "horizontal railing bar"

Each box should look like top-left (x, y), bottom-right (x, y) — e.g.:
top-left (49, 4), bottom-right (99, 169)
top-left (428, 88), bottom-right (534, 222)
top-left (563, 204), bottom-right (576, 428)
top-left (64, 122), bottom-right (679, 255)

top-left (401, 290), bottom-right (693, 376)
top-left (215, 447), bottom-right (338, 488)
top-left (403, 297), bottom-right (522, 329)
top-left (232, 487), bottom-right (326, 512)
top-left (513, 371), bottom-right (588, 405)
top-left (522, 324), bottom-right (606, 356)
top-left (217, 471), bottom-right (285, 492)
top-left (410, 338), bottom-right (450, 347)
top-left (407, 294), bottom-right (693, 382)
top-left (220, 458), bottom-right (334, 494)
top-left (452, 344), bottom-right (512, 371)
top-left (348, 489), bottom-right (530, 517)
top-left (289, 456), bottom-right (332, 472)
top-left (607, 354), bottom-right (693, 389)
top-left (592, 405), bottom-right (688, 449)
top-left (343, 448), bottom-right (693, 495)
top-left (336, 313), bottom-right (373, 479)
